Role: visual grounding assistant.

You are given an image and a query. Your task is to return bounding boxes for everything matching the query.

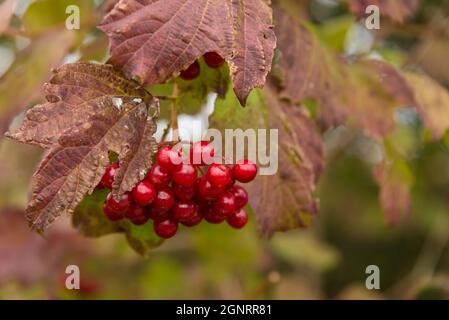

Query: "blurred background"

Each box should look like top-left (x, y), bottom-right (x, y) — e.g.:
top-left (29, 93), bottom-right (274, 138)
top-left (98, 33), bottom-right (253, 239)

top-left (1, 0), bottom-right (449, 300)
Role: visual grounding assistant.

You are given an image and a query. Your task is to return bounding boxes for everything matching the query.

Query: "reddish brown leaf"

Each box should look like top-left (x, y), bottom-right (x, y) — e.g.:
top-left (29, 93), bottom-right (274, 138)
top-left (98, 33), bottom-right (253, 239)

top-left (99, 0), bottom-right (276, 105)
top-left (347, 0), bottom-right (420, 23)
top-left (251, 88), bottom-right (324, 236)
top-left (271, 6), bottom-right (346, 129)
top-left (6, 62), bottom-right (159, 232)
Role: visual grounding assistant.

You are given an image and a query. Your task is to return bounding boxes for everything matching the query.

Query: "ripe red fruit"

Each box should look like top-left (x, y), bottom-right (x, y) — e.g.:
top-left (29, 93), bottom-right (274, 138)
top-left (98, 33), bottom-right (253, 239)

top-left (180, 60), bottom-right (200, 80)
top-left (232, 160), bottom-right (258, 183)
top-left (126, 205), bottom-right (149, 225)
top-left (101, 163), bottom-right (119, 189)
top-left (156, 146), bottom-right (183, 172)
top-left (172, 201), bottom-right (197, 222)
top-left (206, 164), bottom-right (232, 188)
top-left (132, 180), bottom-right (156, 206)
top-left (154, 219), bottom-right (178, 239)
top-left (190, 141), bottom-right (215, 165)
top-left (147, 164), bottom-right (171, 187)
top-left (103, 203), bottom-right (124, 221)
top-left (213, 192), bottom-right (237, 217)
top-left (147, 207), bottom-right (170, 222)
top-left (204, 52), bottom-right (225, 68)
top-left (173, 163), bottom-right (197, 186)
top-left (198, 176), bottom-right (225, 200)
top-left (173, 183), bottom-right (196, 201)
top-left (181, 210), bottom-right (203, 227)
top-left (203, 207), bottom-right (226, 224)
top-left (227, 208), bottom-right (249, 229)
top-left (229, 185), bottom-right (248, 209)
top-left (153, 187), bottom-right (175, 212)
top-left (105, 192), bottom-right (132, 214)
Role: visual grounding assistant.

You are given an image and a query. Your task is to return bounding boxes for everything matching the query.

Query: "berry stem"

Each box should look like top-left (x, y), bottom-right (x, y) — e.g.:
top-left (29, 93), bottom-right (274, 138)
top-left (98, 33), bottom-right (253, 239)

top-left (161, 84), bottom-right (180, 142)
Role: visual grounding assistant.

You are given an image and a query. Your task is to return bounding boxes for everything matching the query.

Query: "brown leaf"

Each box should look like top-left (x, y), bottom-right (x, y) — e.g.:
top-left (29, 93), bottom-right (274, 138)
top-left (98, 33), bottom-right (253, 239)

top-left (6, 62), bottom-right (159, 232)
top-left (99, 0), bottom-right (276, 105)
top-left (251, 88), bottom-right (324, 236)
top-left (0, 30), bottom-right (75, 135)
top-left (404, 71), bottom-right (449, 139)
top-left (271, 6), bottom-right (346, 129)
top-left (347, 0), bottom-right (420, 23)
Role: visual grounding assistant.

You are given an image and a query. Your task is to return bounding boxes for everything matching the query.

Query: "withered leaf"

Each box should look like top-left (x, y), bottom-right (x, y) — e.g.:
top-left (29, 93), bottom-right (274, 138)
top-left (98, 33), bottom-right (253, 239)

top-left (271, 5), bottom-right (347, 129)
top-left (347, 0), bottom-right (420, 23)
top-left (6, 62), bottom-right (159, 232)
top-left (251, 88), bottom-right (324, 236)
top-left (99, 0), bottom-right (276, 105)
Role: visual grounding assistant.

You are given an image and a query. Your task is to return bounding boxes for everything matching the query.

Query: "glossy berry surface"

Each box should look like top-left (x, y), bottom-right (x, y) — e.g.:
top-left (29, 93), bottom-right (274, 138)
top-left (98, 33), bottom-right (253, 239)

top-left (180, 61), bottom-right (200, 80)
top-left (232, 160), bottom-right (258, 183)
top-left (105, 192), bottom-right (132, 214)
top-left (103, 203), bottom-right (124, 221)
top-left (190, 141), bottom-right (215, 165)
top-left (173, 164), bottom-right (197, 186)
top-left (173, 183), bottom-right (196, 201)
top-left (101, 163), bottom-right (119, 189)
top-left (156, 146), bottom-right (183, 172)
top-left (172, 201), bottom-right (196, 222)
top-left (203, 208), bottom-right (226, 224)
top-left (227, 208), bottom-right (248, 229)
top-left (148, 164), bottom-right (171, 187)
top-left (181, 210), bottom-right (203, 227)
top-left (206, 164), bottom-right (232, 188)
top-left (132, 180), bottom-right (156, 206)
top-left (198, 176), bottom-right (224, 200)
top-left (127, 205), bottom-right (149, 225)
top-left (213, 192), bottom-right (237, 217)
top-left (229, 185), bottom-right (248, 209)
top-left (204, 52), bottom-right (225, 68)
top-left (154, 219), bottom-right (178, 239)
top-left (153, 188), bottom-right (175, 212)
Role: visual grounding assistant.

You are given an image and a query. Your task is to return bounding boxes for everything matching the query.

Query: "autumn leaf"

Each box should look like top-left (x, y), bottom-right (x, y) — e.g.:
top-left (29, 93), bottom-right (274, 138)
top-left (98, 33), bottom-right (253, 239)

top-left (271, 6), bottom-right (346, 129)
top-left (404, 71), bottom-right (449, 140)
top-left (99, 0), bottom-right (276, 105)
top-left (211, 87), bottom-right (324, 236)
top-left (6, 62), bottom-right (159, 232)
top-left (347, 0), bottom-right (420, 23)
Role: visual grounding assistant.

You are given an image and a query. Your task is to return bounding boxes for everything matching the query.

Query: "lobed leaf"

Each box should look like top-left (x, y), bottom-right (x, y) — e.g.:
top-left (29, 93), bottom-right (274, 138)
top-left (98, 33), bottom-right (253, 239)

top-left (99, 0), bottom-right (276, 105)
top-left (6, 62), bottom-right (159, 232)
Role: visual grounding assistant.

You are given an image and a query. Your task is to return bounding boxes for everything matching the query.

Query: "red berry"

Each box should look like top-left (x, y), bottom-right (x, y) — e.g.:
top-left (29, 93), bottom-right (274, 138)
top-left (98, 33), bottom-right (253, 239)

top-left (227, 208), bottom-right (249, 229)
top-left (204, 52), bottom-right (225, 68)
top-left (181, 210), bottom-right (203, 227)
top-left (180, 60), bottom-right (200, 80)
top-left (172, 201), bottom-right (197, 222)
top-left (198, 176), bottom-right (225, 200)
top-left (153, 187), bottom-right (175, 212)
top-left (232, 160), bottom-right (258, 183)
top-left (147, 164), bottom-right (171, 187)
top-left (132, 180), bottom-right (156, 206)
top-left (154, 219), bottom-right (178, 239)
top-left (190, 141), bottom-right (215, 165)
top-left (103, 203), bottom-right (124, 221)
top-left (126, 205), bottom-right (149, 225)
top-left (101, 163), bottom-right (119, 189)
top-left (173, 163), bottom-right (197, 186)
top-left (156, 146), bottom-right (183, 172)
top-left (147, 207), bottom-right (170, 222)
top-left (105, 192), bottom-right (132, 214)
top-left (229, 185), bottom-right (248, 209)
top-left (173, 183), bottom-right (196, 201)
top-left (213, 192), bottom-right (237, 217)
top-left (206, 164), bottom-right (232, 188)
top-left (203, 207), bottom-right (226, 224)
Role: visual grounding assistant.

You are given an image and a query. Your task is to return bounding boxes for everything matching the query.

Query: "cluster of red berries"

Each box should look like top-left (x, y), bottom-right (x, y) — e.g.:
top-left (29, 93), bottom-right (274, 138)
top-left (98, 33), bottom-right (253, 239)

top-left (179, 52), bottom-right (225, 80)
top-left (99, 141), bottom-right (257, 239)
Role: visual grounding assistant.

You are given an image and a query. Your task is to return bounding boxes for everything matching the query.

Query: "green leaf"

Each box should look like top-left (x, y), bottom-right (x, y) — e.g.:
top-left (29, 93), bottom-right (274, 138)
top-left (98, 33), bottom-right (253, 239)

top-left (123, 221), bottom-right (164, 257)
